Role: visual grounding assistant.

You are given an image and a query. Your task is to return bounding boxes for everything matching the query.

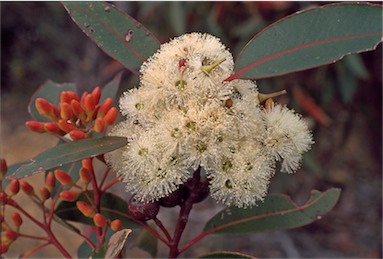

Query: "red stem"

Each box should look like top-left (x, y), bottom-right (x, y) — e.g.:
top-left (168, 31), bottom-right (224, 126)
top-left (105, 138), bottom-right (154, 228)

top-left (153, 217), bottom-right (172, 242)
top-left (99, 167), bottom-right (111, 189)
top-left (101, 176), bottom-right (121, 192)
top-left (168, 169), bottom-right (201, 258)
top-left (21, 242), bottom-right (50, 258)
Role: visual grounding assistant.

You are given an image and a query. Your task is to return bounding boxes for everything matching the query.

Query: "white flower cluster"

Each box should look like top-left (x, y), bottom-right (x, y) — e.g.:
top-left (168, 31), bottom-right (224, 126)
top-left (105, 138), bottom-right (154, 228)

top-left (106, 33), bottom-right (313, 208)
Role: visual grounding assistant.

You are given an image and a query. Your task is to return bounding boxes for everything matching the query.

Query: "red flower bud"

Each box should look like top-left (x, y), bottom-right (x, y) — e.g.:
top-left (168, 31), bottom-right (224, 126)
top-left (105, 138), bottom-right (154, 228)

top-left (91, 87), bottom-right (102, 105)
top-left (11, 212), bottom-right (23, 227)
top-left (0, 159), bottom-right (7, 180)
top-left (44, 122), bottom-right (62, 134)
top-left (40, 187), bottom-right (51, 202)
top-left (60, 102), bottom-right (74, 121)
top-left (104, 107), bottom-right (118, 125)
top-left (58, 120), bottom-right (74, 133)
top-left (0, 192), bottom-right (8, 204)
top-left (71, 99), bottom-right (84, 115)
top-left (1, 243), bottom-right (8, 254)
top-left (93, 213), bottom-right (107, 227)
top-left (25, 121), bottom-right (45, 133)
top-left (76, 201), bottom-right (95, 217)
top-left (20, 181), bottom-right (34, 195)
top-left (110, 219), bottom-right (122, 231)
top-left (35, 98), bottom-right (54, 116)
top-left (4, 229), bottom-right (18, 241)
top-left (45, 172), bottom-right (56, 192)
top-left (79, 167), bottom-right (92, 184)
top-left (59, 190), bottom-right (78, 202)
top-left (69, 130), bottom-right (86, 140)
top-left (93, 118), bottom-right (106, 133)
top-left (54, 170), bottom-right (73, 186)
top-left (82, 158), bottom-right (93, 173)
top-left (97, 98), bottom-right (113, 118)
top-left (61, 91), bottom-right (80, 104)
top-left (9, 179), bottom-right (20, 195)
top-left (83, 94), bottom-right (96, 112)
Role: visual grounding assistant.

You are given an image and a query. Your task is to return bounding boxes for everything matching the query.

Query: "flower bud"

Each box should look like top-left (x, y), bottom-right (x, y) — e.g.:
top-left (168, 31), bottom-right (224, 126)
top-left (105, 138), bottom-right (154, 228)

top-left (104, 107), bottom-right (118, 125)
top-left (76, 201), bottom-right (95, 217)
top-left (159, 185), bottom-right (188, 207)
top-left (93, 213), bottom-right (107, 227)
top-left (71, 99), bottom-right (84, 116)
top-left (1, 243), bottom-right (8, 254)
top-left (83, 94), bottom-right (96, 112)
top-left (11, 212), bottom-right (23, 227)
top-left (0, 159), bottom-right (7, 180)
top-left (58, 120), bottom-right (75, 133)
top-left (97, 98), bottom-right (113, 118)
top-left (110, 219), bottom-right (122, 231)
top-left (25, 121), bottom-right (45, 133)
top-left (0, 192), bottom-right (8, 204)
top-left (61, 91), bottom-right (79, 104)
top-left (69, 130), bottom-right (86, 140)
top-left (40, 187), bottom-right (51, 202)
top-left (45, 172), bottom-right (56, 192)
top-left (128, 196), bottom-right (160, 221)
top-left (91, 87), bottom-right (102, 105)
top-left (44, 122), bottom-right (62, 134)
top-left (4, 229), bottom-right (18, 242)
top-left (93, 118), bottom-right (106, 133)
top-left (59, 190), bottom-right (78, 202)
top-left (54, 170), bottom-right (73, 186)
top-left (60, 102), bottom-right (74, 121)
top-left (79, 167), bottom-right (92, 185)
top-left (35, 98), bottom-right (54, 117)
top-left (20, 181), bottom-right (34, 195)
top-left (82, 158), bottom-right (93, 173)
top-left (9, 179), bottom-right (20, 195)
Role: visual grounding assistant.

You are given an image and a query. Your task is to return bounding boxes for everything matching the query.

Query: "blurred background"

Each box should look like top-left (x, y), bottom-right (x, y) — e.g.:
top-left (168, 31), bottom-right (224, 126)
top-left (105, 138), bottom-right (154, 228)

top-left (1, 1), bottom-right (382, 258)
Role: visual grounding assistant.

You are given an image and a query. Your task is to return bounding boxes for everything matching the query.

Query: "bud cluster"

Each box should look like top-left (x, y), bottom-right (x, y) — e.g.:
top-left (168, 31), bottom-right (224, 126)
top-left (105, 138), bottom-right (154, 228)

top-left (127, 171), bottom-right (209, 222)
top-left (0, 157), bottom-right (124, 255)
top-left (25, 87), bottom-right (118, 140)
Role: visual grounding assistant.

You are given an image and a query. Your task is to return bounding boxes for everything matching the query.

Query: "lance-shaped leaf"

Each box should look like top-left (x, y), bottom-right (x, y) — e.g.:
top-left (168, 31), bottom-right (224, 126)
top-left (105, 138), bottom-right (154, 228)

top-left (55, 191), bottom-right (141, 229)
top-left (62, 2), bottom-right (161, 75)
top-left (228, 3), bottom-right (382, 81)
top-left (203, 188), bottom-right (340, 234)
top-left (100, 71), bottom-right (123, 105)
top-left (29, 81), bottom-right (77, 122)
top-left (9, 136), bottom-right (127, 179)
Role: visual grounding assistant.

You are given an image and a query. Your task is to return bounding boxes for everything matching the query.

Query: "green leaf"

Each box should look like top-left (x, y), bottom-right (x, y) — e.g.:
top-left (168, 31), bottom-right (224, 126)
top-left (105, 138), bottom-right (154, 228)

top-left (62, 2), bottom-right (161, 75)
top-left (105, 229), bottom-right (132, 258)
top-left (198, 251), bottom-right (255, 258)
top-left (100, 71), bottom-right (123, 105)
top-left (132, 227), bottom-right (158, 258)
top-left (1, 161), bottom-right (30, 188)
top-left (228, 3), bottom-right (382, 80)
top-left (203, 188), bottom-right (341, 234)
top-left (55, 191), bottom-right (141, 229)
top-left (91, 244), bottom-right (108, 259)
top-left (28, 80), bottom-right (77, 122)
top-left (9, 136), bottom-right (127, 179)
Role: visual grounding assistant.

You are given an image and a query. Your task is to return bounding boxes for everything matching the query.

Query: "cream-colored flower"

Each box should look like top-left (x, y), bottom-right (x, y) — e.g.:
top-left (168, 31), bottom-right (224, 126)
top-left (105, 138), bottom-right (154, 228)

top-left (107, 32), bottom-right (314, 206)
top-left (208, 141), bottom-right (275, 208)
top-left (261, 104), bottom-right (314, 173)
